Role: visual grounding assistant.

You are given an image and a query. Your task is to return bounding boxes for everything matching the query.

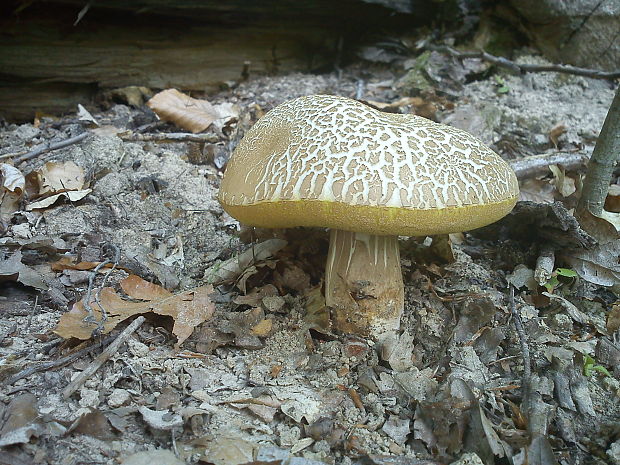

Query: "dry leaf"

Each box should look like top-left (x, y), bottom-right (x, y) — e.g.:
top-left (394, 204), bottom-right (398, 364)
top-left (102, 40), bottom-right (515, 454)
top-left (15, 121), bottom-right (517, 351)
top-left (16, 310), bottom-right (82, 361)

top-left (26, 189), bottom-right (91, 210)
top-left (204, 239), bottom-right (287, 284)
top-left (548, 164), bottom-right (576, 198)
top-left (51, 257), bottom-right (113, 272)
top-left (25, 161), bottom-right (91, 210)
top-left (0, 164), bottom-right (25, 225)
top-left (34, 161), bottom-right (86, 195)
top-left (77, 104), bottom-right (99, 126)
top-left (147, 89), bottom-right (238, 134)
top-left (519, 178), bottom-right (556, 204)
top-left (548, 124), bottom-right (567, 148)
top-left (55, 275), bottom-right (215, 347)
top-left (606, 303), bottom-right (620, 333)
top-left (604, 184), bottom-right (620, 212)
top-left (0, 250), bottom-right (47, 290)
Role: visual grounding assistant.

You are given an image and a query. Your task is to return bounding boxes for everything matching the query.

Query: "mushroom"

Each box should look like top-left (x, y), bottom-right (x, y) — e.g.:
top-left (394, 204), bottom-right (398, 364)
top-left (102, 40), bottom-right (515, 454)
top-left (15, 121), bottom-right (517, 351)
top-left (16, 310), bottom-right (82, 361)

top-left (218, 95), bottom-right (519, 339)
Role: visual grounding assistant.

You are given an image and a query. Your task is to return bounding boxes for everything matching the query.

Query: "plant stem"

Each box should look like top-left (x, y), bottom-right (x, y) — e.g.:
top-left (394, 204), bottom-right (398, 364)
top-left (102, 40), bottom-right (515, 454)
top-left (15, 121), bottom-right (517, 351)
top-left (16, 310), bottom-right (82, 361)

top-left (577, 85), bottom-right (620, 216)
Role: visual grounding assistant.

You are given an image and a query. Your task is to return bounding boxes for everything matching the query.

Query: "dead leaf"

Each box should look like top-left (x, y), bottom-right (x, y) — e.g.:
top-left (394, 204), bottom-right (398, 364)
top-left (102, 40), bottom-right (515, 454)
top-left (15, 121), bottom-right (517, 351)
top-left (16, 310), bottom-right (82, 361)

top-left (0, 393), bottom-right (42, 447)
top-left (607, 303), bottom-right (620, 333)
top-left (0, 163), bottom-right (25, 225)
top-left (25, 161), bottom-right (91, 210)
top-left (51, 256), bottom-right (114, 272)
top-left (54, 275), bottom-right (214, 347)
top-left (26, 189), bottom-right (91, 210)
top-left (548, 164), bottom-right (576, 198)
top-left (33, 161), bottom-right (86, 195)
top-left (519, 178), bottom-right (556, 204)
top-left (604, 184), bottom-right (620, 212)
top-left (233, 284), bottom-right (279, 306)
top-left (250, 318), bottom-right (273, 337)
top-left (147, 89), bottom-right (238, 134)
top-left (303, 285), bottom-right (331, 332)
top-left (77, 104), bottom-right (99, 126)
top-left (204, 239), bottom-right (287, 284)
top-left (0, 250), bottom-right (47, 290)
top-left (548, 124), bottom-right (567, 148)
top-left (564, 240), bottom-right (620, 287)
top-left (273, 263), bottom-right (311, 293)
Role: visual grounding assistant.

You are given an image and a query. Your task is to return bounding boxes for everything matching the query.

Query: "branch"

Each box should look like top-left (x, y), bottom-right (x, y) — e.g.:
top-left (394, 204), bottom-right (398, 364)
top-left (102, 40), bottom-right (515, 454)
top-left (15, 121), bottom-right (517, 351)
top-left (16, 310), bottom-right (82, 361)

top-left (510, 152), bottom-right (589, 179)
top-left (577, 85), bottom-right (620, 216)
top-left (119, 132), bottom-right (219, 143)
top-left (0, 132), bottom-right (89, 164)
top-left (62, 316), bottom-right (145, 398)
top-left (425, 44), bottom-right (620, 80)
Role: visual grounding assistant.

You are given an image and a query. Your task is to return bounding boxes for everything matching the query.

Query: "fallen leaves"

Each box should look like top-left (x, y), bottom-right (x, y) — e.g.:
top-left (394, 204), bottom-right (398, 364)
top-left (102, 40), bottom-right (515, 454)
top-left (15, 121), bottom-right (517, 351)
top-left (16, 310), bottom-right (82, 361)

top-left (0, 163), bottom-right (25, 227)
top-left (55, 275), bottom-right (214, 347)
top-left (147, 89), bottom-right (239, 134)
top-left (26, 161), bottom-right (91, 210)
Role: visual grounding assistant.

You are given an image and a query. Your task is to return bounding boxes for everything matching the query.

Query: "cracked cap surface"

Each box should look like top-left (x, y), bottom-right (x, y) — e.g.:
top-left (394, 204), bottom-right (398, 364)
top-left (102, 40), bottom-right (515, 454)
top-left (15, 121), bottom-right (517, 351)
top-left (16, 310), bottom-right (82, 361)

top-left (218, 94), bottom-right (519, 236)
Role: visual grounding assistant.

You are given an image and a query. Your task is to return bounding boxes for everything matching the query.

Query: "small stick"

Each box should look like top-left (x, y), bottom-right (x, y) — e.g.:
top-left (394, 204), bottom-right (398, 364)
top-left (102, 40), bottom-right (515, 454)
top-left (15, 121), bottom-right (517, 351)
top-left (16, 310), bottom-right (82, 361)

top-left (62, 316), bottom-right (145, 398)
top-left (534, 247), bottom-right (555, 286)
top-left (510, 152), bottom-right (589, 179)
top-left (509, 285), bottom-right (532, 414)
top-left (119, 132), bottom-right (219, 143)
top-left (425, 44), bottom-right (620, 80)
top-left (26, 295), bottom-right (38, 329)
top-left (0, 132), bottom-right (89, 163)
top-left (6, 333), bottom-right (116, 385)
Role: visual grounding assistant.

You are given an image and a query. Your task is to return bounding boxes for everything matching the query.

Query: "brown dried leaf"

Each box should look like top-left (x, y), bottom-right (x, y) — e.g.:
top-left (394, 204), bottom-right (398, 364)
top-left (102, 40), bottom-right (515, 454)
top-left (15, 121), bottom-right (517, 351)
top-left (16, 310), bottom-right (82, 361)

top-left (0, 164), bottom-right (25, 225)
top-left (147, 89), bottom-right (238, 133)
top-left (604, 184), bottom-right (620, 212)
top-left (54, 275), bottom-right (214, 347)
top-left (35, 161), bottom-right (86, 195)
top-left (51, 257), bottom-right (112, 272)
top-left (607, 302), bottom-right (620, 333)
top-left (548, 124), bottom-right (567, 148)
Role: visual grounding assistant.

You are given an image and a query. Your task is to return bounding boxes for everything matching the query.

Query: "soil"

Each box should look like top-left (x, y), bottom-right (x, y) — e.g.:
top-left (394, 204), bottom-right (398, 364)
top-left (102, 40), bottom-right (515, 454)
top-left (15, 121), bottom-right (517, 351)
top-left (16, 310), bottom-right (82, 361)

top-left (0, 54), bottom-right (619, 465)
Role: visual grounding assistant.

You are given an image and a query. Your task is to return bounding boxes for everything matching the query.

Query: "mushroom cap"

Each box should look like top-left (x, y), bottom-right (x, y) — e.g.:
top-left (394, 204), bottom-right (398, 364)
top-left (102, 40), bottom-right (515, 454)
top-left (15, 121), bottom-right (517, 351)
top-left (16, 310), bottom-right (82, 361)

top-left (219, 95), bottom-right (519, 236)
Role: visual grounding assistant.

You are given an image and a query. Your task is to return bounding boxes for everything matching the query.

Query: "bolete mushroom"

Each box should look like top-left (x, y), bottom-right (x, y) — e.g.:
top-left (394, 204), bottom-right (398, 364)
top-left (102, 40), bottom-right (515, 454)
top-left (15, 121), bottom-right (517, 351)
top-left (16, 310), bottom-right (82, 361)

top-left (218, 95), bottom-right (519, 339)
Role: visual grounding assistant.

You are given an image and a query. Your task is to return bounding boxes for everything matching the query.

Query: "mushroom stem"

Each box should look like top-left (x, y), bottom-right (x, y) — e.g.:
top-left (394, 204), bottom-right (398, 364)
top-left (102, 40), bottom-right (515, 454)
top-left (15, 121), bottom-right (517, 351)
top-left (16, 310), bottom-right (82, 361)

top-left (325, 229), bottom-right (404, 338)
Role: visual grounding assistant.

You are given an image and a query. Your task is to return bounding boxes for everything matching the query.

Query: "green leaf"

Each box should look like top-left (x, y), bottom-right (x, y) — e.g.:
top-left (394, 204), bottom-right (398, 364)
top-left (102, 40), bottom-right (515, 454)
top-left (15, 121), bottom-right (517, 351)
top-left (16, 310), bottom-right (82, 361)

top-left (544, 276), bottom-right (559, 292)
top-left (556, 268), bottom-right (578, 278)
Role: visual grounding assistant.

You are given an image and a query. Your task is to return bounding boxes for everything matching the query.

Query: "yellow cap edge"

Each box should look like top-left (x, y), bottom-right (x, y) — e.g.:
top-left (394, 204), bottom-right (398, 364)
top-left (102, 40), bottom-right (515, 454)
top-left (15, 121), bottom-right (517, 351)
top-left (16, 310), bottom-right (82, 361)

top-left (220, 196), bottom-right (518, 236)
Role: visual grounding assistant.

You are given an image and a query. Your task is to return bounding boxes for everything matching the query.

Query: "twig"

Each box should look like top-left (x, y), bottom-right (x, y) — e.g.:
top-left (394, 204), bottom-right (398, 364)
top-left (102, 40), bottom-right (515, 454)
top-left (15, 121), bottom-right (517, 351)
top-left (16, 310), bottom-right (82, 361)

top-left (510, 152), bottom-right (589, 179)
top-left (5, 333), bottom-right (116, 385)
top-left (425, 44), bottom-right (620, 80)
top-left (119, 132), bottom-right (219, 143)
top-left (62, 316), bottom-right (145, 398)
top-left (83, 243), bottom-right (121, 335)
top-left (26, 295), bottom-right (38, 329)
top-left (0, 132), bottom-right (89, 163)
top-left (509, 285), bottom-right (532, 413)
top-left (577, 84), bottom-right (620, 217)
top-left (534, 246), bottom-right (555, 286)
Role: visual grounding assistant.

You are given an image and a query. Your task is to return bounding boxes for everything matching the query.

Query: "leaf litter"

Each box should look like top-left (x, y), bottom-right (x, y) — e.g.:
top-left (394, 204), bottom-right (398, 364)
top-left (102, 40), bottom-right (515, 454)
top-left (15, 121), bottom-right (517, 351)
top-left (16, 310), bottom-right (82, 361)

top-left (0, 55), bottom-right (618, 465)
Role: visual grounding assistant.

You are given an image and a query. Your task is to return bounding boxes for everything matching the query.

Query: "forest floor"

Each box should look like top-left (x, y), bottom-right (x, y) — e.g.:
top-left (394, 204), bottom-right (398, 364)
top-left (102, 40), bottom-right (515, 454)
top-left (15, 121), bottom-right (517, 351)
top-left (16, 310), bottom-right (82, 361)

top-left (0, 51), bottom-right (619, 465)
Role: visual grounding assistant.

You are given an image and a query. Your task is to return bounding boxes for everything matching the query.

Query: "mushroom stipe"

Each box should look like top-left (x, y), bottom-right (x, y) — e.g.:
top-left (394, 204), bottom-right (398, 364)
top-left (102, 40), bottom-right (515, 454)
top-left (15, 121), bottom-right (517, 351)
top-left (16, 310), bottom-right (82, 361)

top-left (218, 95), bottom-right (519, 340)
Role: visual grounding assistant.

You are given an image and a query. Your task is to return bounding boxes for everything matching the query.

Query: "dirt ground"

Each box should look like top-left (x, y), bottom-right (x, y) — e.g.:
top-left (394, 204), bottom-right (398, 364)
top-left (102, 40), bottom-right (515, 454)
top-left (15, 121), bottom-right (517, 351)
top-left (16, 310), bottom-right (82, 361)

top-left (1, 52), bottom-right (619, 465)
